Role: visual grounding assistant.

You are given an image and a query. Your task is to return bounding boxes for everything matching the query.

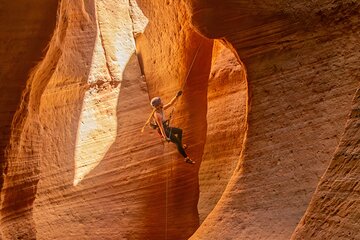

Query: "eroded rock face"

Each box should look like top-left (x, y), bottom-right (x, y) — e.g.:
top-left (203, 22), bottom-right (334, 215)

top-left (130, 0), bottom-right (213, 238)
top-left (0, 1), bottom-right (58, 239)
top-left (291, 90), bottom-right (360, 239)
top-left (198, 40), bottom-right (247, 223)
top-left (187, 0), bottom-right (359, 239)
top-left (0, 0), bottom-right (359, 239)
top-left (1, 0), bottom-right (212, 239)
top-left (0, 0), bottom-right (58, 213)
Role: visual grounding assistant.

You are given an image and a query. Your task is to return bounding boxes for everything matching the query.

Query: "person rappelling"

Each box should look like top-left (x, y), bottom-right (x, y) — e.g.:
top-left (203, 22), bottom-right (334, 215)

top-left (143, 91), bottom-right (195, 164)
top-left (141, 42), bottom-right (203, 165)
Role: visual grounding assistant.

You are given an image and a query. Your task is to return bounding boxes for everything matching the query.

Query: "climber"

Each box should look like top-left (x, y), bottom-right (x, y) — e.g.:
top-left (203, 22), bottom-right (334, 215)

top-left (149, 91), bottom-right (195, 164)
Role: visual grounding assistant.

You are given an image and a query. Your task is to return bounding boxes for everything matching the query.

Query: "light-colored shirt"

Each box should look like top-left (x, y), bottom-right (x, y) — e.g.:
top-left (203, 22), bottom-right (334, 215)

top-left (154, 108), bottom-right (166, 122)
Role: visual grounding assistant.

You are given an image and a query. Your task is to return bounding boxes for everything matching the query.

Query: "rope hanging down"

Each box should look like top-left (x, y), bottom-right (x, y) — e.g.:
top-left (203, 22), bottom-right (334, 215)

top-left (164, 143), bottom-right (170, 240)
top-left (141, 42), bottom-right (202, 133)
top-left (168, 42), bottom-right (202, 123)
top-left (161, 42), bottom-right (202, 240)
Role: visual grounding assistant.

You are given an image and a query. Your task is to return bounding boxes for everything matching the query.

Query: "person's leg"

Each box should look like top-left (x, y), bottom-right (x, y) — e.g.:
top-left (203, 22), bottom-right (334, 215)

top-left (166, 127), bottom-right (187, 158)
top-left (168, 127), bottom-right (183, 143)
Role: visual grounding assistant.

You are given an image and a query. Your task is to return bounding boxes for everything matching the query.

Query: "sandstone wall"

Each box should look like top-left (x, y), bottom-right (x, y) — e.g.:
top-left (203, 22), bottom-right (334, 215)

top-left (1, 0), bottom-right (213, 239)
top-left (198, 40), bottom-right (247, 223)
top-left (0, 0), bottom-right (58, 210)
top-left (188, 0), bottom-right (359, 239)
top-left (292, 90), bottom-right (359, 239)
top-left (0, 0), bottom-right (359, 239)
top-left (133, 0), bottom-right (214, 238)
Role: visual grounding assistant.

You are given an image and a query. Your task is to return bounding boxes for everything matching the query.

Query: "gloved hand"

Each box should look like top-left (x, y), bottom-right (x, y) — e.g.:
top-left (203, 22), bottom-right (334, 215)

top-left (176, 90), bottom-right (183, 97)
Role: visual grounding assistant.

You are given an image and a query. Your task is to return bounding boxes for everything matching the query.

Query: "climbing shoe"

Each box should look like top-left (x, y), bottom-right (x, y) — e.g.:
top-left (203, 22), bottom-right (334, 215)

top-left (184, 157), bottom-right (195, 164)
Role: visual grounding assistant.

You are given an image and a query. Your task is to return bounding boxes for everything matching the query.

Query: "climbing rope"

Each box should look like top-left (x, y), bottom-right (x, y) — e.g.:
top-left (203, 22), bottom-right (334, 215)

top-left (141, 108), bottom-right (156, 133)
top-left (140, 42), bottom-right (203, 239)
top-left (167, 42), bottom-right (203, 137)
top-left (141, 41), bottom-right (203, 133)
top-left (164, 143), bottom-right (169, 240)
top-left (164, 142), bottom-right (175, 240)
top-left (164, 43), bottom-right (202, 239)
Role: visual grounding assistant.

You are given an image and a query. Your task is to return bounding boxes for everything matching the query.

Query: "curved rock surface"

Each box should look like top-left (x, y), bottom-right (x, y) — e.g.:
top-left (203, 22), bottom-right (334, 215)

top-left (188, 0), bottom-right (359, 239)
top-left (198, 40), bottom-right (247, 223)
top-left (0, 0), bottom-right (58, 206)
top-left (0, 0), bottom-right (359, 240)
top-left (2, 0), bottom-right (211, 239)
top-left (292, 89), bottom-right (360, 239)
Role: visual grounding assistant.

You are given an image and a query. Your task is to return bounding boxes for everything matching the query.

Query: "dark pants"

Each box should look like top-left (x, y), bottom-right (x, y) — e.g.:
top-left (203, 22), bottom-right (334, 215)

top-left (164, 126), bottom-right (187, 158)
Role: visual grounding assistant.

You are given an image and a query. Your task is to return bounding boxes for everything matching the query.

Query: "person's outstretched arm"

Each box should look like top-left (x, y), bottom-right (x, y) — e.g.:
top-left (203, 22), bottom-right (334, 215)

top-left (164, 91), bottom-right (182, 110)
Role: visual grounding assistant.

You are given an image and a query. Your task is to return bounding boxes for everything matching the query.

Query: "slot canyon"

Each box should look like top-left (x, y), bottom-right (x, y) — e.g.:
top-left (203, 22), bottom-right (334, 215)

top-left (0, 0), bottom-right (359, 239)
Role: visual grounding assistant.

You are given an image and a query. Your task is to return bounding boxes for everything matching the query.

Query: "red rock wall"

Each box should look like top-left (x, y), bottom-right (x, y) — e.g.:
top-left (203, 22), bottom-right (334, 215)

top-left (1, 0), bottom-right (212, 239)
top-left (134, 0), bottom-right (214, 238)
top-left (0, 0), bottom-right (58, 211)
top-left (0, 1), bottom-right (58, 239)
top-left (198, 40), bottom-right (247, 223)
top-left (188, 0), bottom-right (359, 239)
top-left (1, 0), bottom-right (359, 239)
top-left (1, 1), bottom-right (98, 238)
top-left (292, 89), bottom-right (360, 239)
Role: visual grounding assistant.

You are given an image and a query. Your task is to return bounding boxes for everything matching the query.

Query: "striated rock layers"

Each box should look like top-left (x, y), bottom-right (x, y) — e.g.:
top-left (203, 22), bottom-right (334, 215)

top-left (292, 90), bottom-right (360, 239)
top-left (0, 0), bottom-right (359, 240)
top-left (0, 0), bottom-right (59, 238)
top-left (0, 0), bottom-right (58, 208)
top-left (188, 0), bottom-right (359, 239)
top-left (2, 0), bottom-right (217, 239)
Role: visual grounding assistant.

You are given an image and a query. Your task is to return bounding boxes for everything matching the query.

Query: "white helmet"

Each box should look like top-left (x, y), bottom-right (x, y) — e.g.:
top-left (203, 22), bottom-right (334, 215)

top-left (150, 97), bottom-right (162, 108)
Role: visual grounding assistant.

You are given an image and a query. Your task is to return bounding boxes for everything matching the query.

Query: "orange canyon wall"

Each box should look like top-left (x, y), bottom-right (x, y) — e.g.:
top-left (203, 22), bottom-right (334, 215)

top-left (188, 0), bottom-right (359, 239)
top-left (0, 1), bottom-right (59, 238)
top-left (0, 0), bottom-right (58, 208)
top-left (292, 89), bottom-right (360, 239)
top-left (1, 0), bottom-right (212, 239)
top-left (0, 0), bottom-right (359, 240)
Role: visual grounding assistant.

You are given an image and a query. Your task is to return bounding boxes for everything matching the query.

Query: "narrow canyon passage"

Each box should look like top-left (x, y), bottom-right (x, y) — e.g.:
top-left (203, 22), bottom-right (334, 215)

top-left (1, 0), bottom-right (242, 239)
top-left (188, 1), bottom-right (359, 239)
top-left (1, 0), bottom-right (359, 240)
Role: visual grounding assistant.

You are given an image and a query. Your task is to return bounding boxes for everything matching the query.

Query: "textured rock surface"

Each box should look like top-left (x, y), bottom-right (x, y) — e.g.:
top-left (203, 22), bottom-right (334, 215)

top-left (134, 0), bottom-right (214, 238)
top-left (188, 0), bottom-right (359, 239)
top-left (1, 0), bottom-right (212, 239)
top-left (0, 1), bottom-right (58, 239)
top-left (0, 0), bottom-right (58, 206)
top-left (0, 0), bottom-right (359, 239)
top-left (292, 89), bottom-right (360, 239)
top-left (2, 0), bottom-right (147, 238)
top-left (198, 40), bottom-right (247, 223)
